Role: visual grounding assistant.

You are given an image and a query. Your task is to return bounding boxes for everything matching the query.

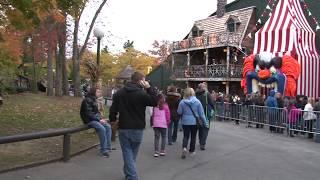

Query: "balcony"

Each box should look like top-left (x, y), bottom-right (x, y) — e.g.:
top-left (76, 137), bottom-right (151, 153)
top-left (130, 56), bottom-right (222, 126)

top-left (172, 32), bottom-right (242, 52)
top-left (172, 64), bottom-right (242, 80)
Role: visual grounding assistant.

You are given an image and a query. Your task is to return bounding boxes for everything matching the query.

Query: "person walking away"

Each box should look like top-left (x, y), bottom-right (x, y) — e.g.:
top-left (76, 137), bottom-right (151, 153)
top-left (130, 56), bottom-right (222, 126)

top-left (195, 83), bottom-right (214, 150)
top-left (166, 85), bottom-right (181, 145)
top-left (303, 98), bottom-right (316, 139)
top-left (177, 88), bottom-right (207, 159)
top-left (152, 93), bottom-right (170, 157)
top-left (80, 87), bottom-right (112, 157)
top-left (109, 72), bottom-right (157, 180)
top-left (266, 90), bottom-right (278, 132)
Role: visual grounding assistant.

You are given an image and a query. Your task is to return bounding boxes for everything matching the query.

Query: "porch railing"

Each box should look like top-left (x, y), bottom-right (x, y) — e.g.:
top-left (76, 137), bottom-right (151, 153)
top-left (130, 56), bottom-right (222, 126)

top-left (173, 64), bottom-right (242, 79)
top-left (172, 32), bottom-right (242, 51)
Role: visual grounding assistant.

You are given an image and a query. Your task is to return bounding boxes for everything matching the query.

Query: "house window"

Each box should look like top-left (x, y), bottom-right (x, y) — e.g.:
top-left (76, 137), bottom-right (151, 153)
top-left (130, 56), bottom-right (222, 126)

top-left (191, 25), bottom-right (203, 37)
top-left (227, 19), bottom-right (235, 32)
top-left (226, 16), bottom-right (241, 32)
top-left (192, 29), bottom-right (198, 37)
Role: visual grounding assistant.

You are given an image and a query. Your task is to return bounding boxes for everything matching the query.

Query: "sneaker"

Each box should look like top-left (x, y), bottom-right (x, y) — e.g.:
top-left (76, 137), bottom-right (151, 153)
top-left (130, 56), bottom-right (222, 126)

top-left (168, 142), bottom-right (173, 145)
top-left (154, 152), bottom-right (159, 157)
top-left (160, 151), bottom-right (166, 156)
top-left (190, 151), bottom-right (196, 156)
top-left (181, 148), bottom-right (187, 159)
top-left (200, 145), bottom-right (206, 151)
top-left (102, 151), bottom-right (110, 158)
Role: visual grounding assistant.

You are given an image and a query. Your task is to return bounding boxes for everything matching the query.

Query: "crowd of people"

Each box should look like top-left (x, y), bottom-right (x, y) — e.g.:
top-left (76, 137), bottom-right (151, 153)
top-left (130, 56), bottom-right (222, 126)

top-left (79, 72), bottom-right (320, 180)
top-left (80, 72), bottom-right (215, 180)
top-left (215, 90), bottom-right (320, 138)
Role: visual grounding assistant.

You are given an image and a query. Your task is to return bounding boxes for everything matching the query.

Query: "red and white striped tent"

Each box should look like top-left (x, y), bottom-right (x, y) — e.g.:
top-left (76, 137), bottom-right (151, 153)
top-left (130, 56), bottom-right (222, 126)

top-left (253, 0), bottom-right (320, 98)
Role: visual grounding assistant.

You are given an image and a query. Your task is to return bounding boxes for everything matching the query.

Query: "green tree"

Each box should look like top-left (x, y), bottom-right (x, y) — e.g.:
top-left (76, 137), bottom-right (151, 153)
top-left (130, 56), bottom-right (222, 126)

top-left (123, 40), bottom-right (134, 51)
top-left (102, 45), bottom-right (109, 54)
top-left (0, 49), bottom-right (18, 94)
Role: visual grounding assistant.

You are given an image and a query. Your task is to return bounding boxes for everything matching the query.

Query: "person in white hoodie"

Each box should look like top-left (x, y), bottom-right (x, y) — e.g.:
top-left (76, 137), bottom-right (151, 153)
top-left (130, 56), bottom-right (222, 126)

top-left (303, 97), bottom-right (316, 139)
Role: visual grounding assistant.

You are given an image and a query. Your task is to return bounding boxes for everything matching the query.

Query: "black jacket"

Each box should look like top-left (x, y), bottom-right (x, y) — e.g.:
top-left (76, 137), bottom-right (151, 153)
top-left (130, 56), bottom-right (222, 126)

top-left (196, 90), bottom-right (215, 113)
top-left (80, 95), bottom-right (101, 124)
top-left (166, 92), bottom-right (181, 119)
top-left (109, 82), bottom-right (157, 129)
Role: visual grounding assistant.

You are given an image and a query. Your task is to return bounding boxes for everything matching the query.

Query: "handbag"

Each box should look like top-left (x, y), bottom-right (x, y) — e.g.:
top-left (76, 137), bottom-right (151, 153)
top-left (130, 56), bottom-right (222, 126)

top-left (184, 102), bottom-right (203, 127)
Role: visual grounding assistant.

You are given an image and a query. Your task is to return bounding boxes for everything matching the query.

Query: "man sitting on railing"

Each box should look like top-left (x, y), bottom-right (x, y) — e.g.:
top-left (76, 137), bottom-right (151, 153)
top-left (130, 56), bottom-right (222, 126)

top-left (80, 87), bottom-right (112, 158)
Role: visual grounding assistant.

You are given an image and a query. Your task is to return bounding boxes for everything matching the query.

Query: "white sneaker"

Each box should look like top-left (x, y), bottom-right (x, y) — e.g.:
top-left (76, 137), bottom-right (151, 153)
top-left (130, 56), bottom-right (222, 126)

top-left (154, 152), bottom-right (159, 157)
top-left (160, 151), bottom-right (166, 156)
top-left (181, 148), bottom-right (187, 159)
top-left (190, 152), bottom-right (196, 156)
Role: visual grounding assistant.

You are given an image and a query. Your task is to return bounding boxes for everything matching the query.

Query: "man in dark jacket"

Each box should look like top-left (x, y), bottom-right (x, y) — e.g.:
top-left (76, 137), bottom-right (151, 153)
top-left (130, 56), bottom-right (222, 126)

top-left (109, 72), bottom-right (157, 180)
top-left (195, 83), bottom-right (214, 150)
top-left (80, 88), bottom-right (112, 157)
top-left (166, 85), bottom-right (181, 145)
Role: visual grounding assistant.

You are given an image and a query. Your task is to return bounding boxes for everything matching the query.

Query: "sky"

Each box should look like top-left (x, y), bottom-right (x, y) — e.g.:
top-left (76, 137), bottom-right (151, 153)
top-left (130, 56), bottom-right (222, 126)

top-left (78, 0), bottom-right (235, 54)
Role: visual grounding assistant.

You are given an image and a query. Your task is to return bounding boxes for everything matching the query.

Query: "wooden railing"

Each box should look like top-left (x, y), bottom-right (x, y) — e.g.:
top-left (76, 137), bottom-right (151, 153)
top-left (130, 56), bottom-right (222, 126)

top-left (172, 32), bottom-right (242, 51)
top-left (173, 64), bottom-right (242, 79)
top-left (0, 125), bottom-right (94, 173)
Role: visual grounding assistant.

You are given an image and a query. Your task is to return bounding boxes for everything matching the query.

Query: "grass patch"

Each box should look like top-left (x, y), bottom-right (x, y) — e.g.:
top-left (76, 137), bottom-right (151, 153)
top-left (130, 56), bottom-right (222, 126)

top-left (0, 93), bottom-right (99, 171)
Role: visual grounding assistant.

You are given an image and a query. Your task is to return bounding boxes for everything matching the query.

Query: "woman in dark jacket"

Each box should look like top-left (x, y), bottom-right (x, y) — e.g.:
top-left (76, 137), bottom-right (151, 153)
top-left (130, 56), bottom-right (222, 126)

top-left (166, 85), bottom-right (181, 145)
top-left (80, 87), bottom-right (112, 157)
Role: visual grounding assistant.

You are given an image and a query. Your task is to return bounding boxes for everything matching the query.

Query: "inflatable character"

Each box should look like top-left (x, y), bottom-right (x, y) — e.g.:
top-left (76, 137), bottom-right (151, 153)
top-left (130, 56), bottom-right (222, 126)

top-left (241, 52), bottom-right (300, 97)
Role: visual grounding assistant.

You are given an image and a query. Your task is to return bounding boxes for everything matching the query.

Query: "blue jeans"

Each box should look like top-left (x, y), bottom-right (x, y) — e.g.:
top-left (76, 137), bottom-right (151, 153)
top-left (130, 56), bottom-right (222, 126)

top-left (88, 121), bottom-right (112, 153)
top-left (119, 129), bottom-right (143, 180)
top-left (168, 117), bottom-right (179, 144)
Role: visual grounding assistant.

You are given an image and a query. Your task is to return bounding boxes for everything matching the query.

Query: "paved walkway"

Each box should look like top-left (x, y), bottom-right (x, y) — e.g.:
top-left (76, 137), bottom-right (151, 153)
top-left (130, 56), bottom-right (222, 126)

top-left (1, 121), bottom-right (320, 180)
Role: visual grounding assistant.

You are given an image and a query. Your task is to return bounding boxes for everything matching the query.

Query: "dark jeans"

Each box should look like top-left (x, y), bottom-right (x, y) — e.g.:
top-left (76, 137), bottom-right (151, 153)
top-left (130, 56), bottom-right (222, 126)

top-left (154, 127), bottom-right (167, 152)
top-left (182, 125), bottom-right (198, 152)
top-left (198, 127), bottom-right (209, 146)
top-left (268, 112), bottom-right (277, 132)
top-left (119, 129), bottom-right (143, 180)
top-left (305, 119), bottom-right (315, 138)
top-left (168, 117), bottom-right (179, 143)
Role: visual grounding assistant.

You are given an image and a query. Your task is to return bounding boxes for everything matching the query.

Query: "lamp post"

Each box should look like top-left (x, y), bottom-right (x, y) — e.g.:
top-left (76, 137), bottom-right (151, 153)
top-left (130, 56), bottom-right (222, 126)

top-left (93, 27), bottom-right (105, 66)
top-left (27, 37), bottom-right (37, 93)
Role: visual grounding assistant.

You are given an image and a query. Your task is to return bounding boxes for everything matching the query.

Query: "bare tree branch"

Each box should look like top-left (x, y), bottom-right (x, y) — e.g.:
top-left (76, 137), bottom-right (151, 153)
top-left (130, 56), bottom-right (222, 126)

top-left (79, 0), bottom-right (108, 59)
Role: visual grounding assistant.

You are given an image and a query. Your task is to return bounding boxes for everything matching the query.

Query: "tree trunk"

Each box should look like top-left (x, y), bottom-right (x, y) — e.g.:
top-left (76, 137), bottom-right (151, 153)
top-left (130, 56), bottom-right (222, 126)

top-left (60, 17), bottom-right (68, 96)
top-left (72, 18), bottom-right (81, 97)
top-left (55, 44), bottom-right (62, 96)
top-left (47, 39), bottom-right (54, 96)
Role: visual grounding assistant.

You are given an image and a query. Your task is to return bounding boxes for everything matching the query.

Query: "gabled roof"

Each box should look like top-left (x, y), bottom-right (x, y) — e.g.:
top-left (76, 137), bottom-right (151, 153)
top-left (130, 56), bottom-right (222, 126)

top-left (116, 65), bottom-right (135, 80)
top-left (225, 15), bottom-right (241, 24)
top-left (185, 6), bottom-right (255, 39)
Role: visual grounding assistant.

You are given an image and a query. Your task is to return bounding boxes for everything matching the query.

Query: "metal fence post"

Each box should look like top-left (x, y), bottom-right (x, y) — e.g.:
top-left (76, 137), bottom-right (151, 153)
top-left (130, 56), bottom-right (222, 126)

top-left (63, 134), bottom-right (71, 162)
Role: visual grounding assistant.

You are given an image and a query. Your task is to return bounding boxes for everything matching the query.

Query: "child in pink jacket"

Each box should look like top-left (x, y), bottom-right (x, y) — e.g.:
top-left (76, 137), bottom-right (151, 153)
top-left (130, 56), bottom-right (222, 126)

top-left (287, 99), bottom-right (301, 137)
top-left (152, 93), bottom-right (170, 157)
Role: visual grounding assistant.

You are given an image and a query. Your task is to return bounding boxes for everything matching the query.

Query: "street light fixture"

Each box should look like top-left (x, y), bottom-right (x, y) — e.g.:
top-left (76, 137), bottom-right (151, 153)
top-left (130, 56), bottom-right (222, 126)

top-left (27, 37), bottom-right (37, 93)
top-left (93, 27), bottom-right (105, 66)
